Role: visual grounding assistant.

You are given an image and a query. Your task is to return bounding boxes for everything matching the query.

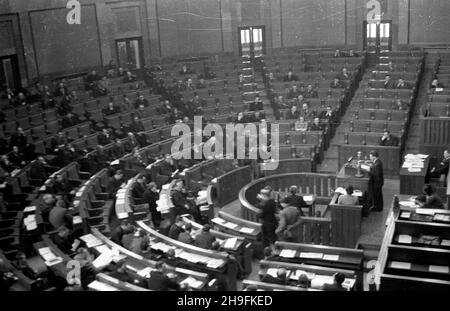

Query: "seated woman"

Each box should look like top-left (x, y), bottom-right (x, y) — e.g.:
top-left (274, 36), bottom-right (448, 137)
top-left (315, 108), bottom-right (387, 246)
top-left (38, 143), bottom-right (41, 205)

top-left (337, 186), bottom-right (359, 205)
top-left (294, 116), bottom-right (308, 132)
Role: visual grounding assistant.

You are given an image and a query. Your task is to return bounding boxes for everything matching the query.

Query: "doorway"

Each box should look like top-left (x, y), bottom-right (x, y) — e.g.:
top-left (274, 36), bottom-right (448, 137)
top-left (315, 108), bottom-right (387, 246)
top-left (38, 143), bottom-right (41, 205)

top-left (0, 55), bottom-right (20, 91)
top-left (363, 21), bottom-right (392, 54)
top-left (238, 26), bottom-right (265, 58)
top-left (115, 37), bottom-right (144, 70)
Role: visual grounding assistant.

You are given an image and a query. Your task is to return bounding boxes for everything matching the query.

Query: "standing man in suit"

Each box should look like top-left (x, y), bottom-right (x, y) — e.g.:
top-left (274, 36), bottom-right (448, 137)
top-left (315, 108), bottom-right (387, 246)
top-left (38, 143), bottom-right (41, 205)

top-left (195, 224), bottom-right (216, 249)
top-left (257, 188), bottom-right (278, 247)
top-left (362, 150), bottom-right (384, 212)
top-left (431, 149), bottom-right (449, 183)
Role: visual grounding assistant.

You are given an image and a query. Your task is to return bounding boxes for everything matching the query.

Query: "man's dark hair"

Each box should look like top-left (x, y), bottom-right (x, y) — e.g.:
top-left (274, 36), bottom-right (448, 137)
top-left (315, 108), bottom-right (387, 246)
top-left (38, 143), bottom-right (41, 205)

top-left (334, 273), bottom-right (345, 285)
top-left (346, 185), bottom-right (354, 195)
top-left (369, 150), bottom-right (379, 158)
top-left (202, 224), bottom-right (211, 232)
top-left (423, 184), bottom-right (435, 196)
top-left (415, 195), bottom-right (426, 203)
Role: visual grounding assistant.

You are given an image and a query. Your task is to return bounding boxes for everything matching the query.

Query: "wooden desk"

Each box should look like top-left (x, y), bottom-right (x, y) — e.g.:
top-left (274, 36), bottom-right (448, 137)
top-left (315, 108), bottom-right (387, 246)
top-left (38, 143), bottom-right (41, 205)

top-left (399, 156), bottom-right (430, 195)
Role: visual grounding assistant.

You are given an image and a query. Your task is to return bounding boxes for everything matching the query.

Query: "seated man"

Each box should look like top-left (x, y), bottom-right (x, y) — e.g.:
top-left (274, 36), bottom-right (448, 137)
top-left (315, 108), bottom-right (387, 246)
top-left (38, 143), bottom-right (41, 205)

top-left (287, 85), bottom-right (299, 100)
top-left (383, 75), bottom-right (395, 89)
top-left (168, 216), bottom-right (185, 240)
top-left (300, 102), bottom-right (315, 120)
top-left (422, 184), bottom-right (444, 209)
top-left (339, 67), bottom-right (352, 81)
top-left (294, 116), bottom-right (308, 132)
top-left (283, 70), bottom-right (298, 82)
top-left (283, 186), bottom-right (307, 215)
top-left (178, 222), bottom-right (195, 245)
top-left (51, 132), bottom-right (68, 153)
top-left (98, 128), bottom-right (114, 146)
top-left (134, 94), bottom-right (149, 109)
top-left (303, 85), bottom-right (318, 98)
top-left (122, 71), bottom-right (136, 83)
top-left (334, 48), bottom-right (342, 58)
top-left (179, 64), bottom-right (194, 75)
top-left (396, 99), bottom-right (408, 111)
top-left (147, 262), bottom-right (179, 291)
top-left (106, 169), bottom-right (126, 198)
top-left (431, 78), bottom-right (444, 89)
top-left (320, 105), bottom-right (336, 122)
top-left (195, 224), bottom-right (216, 249)
top-left (171, 180), bottom-right (197, 218)
top-left (395, 78), bottom-right (408, 89)
top-left (61, 112), bottom-right (80, 129)
top-left (261, 268), bottom-right (288, 285)
top-left (337, 186), bottom-right (359, 205)
top-left (30, 156), bottom-right (52, 182)
top-left (330, 77), bottom-right (344, 88)
top-left (132, 175), bottom-right (148, 200)
top-left (103, 100), bottom-right (121, 116)
top-left (430, 149), bottom-right (449, 183)
top-left (321, 273), bottom-right (347, 291)
top-left (309, 117), bottom-right (324, 131)
top-left (111, 220), bottom-right (133, 246)
top-left (52, 225), bottom-right (75, 255)
top-left (49, 199), bottom-right (72, 230)
top-left (196, 78), bottom-right (207, 89)
top-left (249, 94), bottom-right (263, 111)
top-left (159, 154), bottom-right (177, 181)
top-left (347, 49), bottom-right (358, 57)
top-left (285, 106), bottom-right (300, 120)
top-left (379, 130), bottom-right (399, 146)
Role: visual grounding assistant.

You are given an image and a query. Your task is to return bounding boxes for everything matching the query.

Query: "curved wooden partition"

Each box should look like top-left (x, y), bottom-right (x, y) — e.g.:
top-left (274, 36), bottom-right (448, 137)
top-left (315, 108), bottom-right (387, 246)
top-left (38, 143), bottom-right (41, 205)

top-left (207, 165), bottom-right (252, 207)
top-left (239, 173), bottom-right (337, 223)
top-left (259, 158), bottom-right (314, 177)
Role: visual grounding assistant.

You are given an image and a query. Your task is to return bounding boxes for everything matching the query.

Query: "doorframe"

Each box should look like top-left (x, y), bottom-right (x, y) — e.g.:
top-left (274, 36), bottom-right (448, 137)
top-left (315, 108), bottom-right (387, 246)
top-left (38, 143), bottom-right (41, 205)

top-left (237, 25), bottom-right (266, 57)
top-left (114, 36), bottom-right (145, 70)
top-left (0, 54), bottom-right (21, 91)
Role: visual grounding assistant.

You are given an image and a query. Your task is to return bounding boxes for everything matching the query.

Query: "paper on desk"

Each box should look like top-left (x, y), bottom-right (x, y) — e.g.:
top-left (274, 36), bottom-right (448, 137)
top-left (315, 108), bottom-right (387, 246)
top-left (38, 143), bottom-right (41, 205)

top-left (416, 208), bottom-right (435, 216)
top-left (408, 168), bottom-right (422, 173)
top-left (390, 261), bottom-right (411, 270)
top-left (45, 257), bottom-right (63, 267)
top-left (440, 239), bottom-right (450, 247)
top-left (212, 218), bottom-right (226, 225)
top-left (92, 250), bottom-right (115, 269)
top-left (303, 195), bottom-right (313, 201)
top-left (88, 280), bottom-right (118, 291)
top-left (266, 268), bottom-right (279, 278)
top-left (23, 206), bottom-right (36, 213)
top-left (223, 237), bottom-right (238, 249)
top-left (223, 222), bottom-right (238, 229)
top-left (110, 160), bottom-right (120, 166)
top-left (398, 234), bottom-right (412, 244)
top-left (279, 249), bottom-right (296, 258)
top-left (95, 245), bottom-right (110, 254)
top-left (353, 190), bottom-right (363, 197)
top-left (137, 267), bottom-right (154, 278)
top-left (162, 184), bottom-right (170, 190)
top-left (299, 252), bottom-right (323, 259)
top-left (334, 187), bottom-right (346, 195)
top-left (429, 265), bottom-right (449, 273)
top-left (206, 259), bottom-right (224, 269)
top-left (323, 254), bottom-right (339, 261)
top-left (400, 211), bottom-right (411, 219)
top-left (181, 276), bottom-right (203, 289)
top-left (73, 216), bottom-right (82, 224)
top-left (361, 164), bottom-right (370, 171)
top-left (311, 275), bottom-right (334, 288)
top-left (342, 278), bottom-right (355, 290)
top-left (399, 201), bottom-right (416, 207)
top-left (240, 227), bottom-right (254, 234)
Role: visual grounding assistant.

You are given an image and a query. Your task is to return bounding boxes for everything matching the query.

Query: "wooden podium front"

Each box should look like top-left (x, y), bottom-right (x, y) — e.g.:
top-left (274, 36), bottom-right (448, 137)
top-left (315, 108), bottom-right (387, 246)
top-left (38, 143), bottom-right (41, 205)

top-left (336, 163), bottom-right (369, 193)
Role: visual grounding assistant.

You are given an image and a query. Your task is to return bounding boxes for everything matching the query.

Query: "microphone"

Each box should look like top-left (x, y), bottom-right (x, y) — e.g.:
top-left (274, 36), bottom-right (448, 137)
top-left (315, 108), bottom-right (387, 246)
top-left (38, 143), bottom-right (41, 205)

top-left (347, 156), bottom-right (354, 163)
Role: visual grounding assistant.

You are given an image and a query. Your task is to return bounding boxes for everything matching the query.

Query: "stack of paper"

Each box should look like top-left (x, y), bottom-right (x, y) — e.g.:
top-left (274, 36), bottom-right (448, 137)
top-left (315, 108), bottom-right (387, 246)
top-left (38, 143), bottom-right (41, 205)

top-left (342, 278), bottom-right (356, 290)
top-left (429, 265), bottom-right (449, 273)
top-left (24, 215), bottom-right (37, 231)
top-left (416, 208), bottom-right (435, 216)
top-left (399, 201), bottom-right (417, 208)
top-left (92, 250), bottom-right (116, 269)
top-left (137, 267), bottom-right (154, 278)
top-left (80, 234), bottom-right (103, 248)
top-left (323, 254), bottom-right (340, 261)
top-left (95, 245), bottom-right (110, 254)
top-left (311, 275), bottom-right (334, 288)
top-left (239, 227), bottom-right (254, 234)
top-left (303, 195), bottom-right (313, 202)
top-left (279, 249), bottom-right (296, 258)
top-left (181, 276), bottom-right (203, 289)
top-left (223, 237), bottom-right (238, 249)
top-left (299, 252), bottom-right (323, 259)
top-left (23, 206), bottom-right (36, 213)
top-left (266, 268), bottom-right (279, 278)
top-left (440, 239), bottom-right (450, 247)
top-left (223, 222), bottom-right (238, 229)
top-left (212, 218), bottom-right (226, 225)
top-left (73, 215), bottom-right (82, 225)
top-left (402, 154), bottom-right (428, 172)
top-left (206, 259), bottom-right (224, 269)
top-left (398, 234), bottom-right (412, 244)
top-left (400, 211), bottom-right (411, 219)
top-left (88, 280), bottom-right (119, 291)
top-left (38, 247), bottom-right (63, 266)
top-left (390, 261), bottom-right (411, 270)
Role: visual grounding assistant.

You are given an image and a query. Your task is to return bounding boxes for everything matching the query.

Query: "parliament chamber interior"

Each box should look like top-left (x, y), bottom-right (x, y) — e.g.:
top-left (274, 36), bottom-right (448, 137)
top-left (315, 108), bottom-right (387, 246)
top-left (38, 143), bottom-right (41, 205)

top-left (0, 0), bottom-right (449, 293)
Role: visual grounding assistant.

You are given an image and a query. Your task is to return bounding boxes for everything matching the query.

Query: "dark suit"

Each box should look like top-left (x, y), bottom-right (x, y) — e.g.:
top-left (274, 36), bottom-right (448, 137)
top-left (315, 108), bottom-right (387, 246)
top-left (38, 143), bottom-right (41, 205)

top-left (98, 133), bottom-right (113, 146)
top-left (383, 80), bottom-right (395, 89)
top-left (62, 115), bottom-right (80, 128)
top-left (168, 224), bottom-right (184, 240)
top-left (258, 199), bottom-right (278, 247)
top-left (284, 74), bottom-right (298, 82)
top-left (195, 232), bottom-right (216, 249)
top-left (368, 158), bottom-right (384, 211)
top-left (261, 274), bottom-right (288, 285)
top-left (424, 194), bottom-right (444, 209)
top-left (283, 194), bottom-right (307, 216)
top-left (434, 158), bottom-right (449, 178)
top-left (321, 283), bottom-right (347, 291)
top-left (379, 135), bottom-right (399, 146)
top-left (132, 182), bottom-right (146, 199)
top-left (147, 270), bottom-right (179, 291)
top-left (143, 189), bottom-right (161, 223)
